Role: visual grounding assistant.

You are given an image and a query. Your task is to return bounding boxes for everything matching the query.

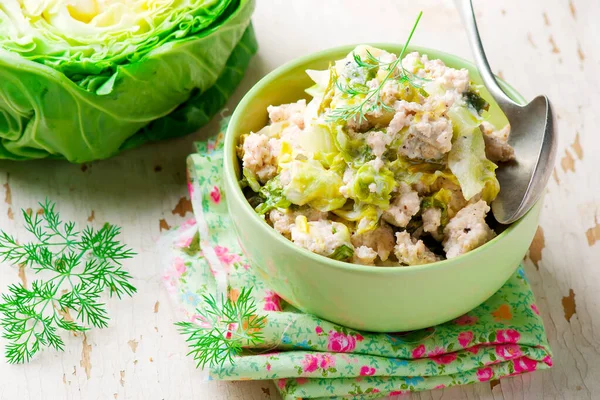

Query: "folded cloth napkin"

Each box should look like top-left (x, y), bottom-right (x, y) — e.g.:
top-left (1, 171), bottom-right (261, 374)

top-left (160, 129), bottom-right (552, 400)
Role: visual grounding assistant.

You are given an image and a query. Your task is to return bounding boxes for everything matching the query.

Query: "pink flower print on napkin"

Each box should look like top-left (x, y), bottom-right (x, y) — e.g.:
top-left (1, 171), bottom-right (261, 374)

top-left (263, 291), bottom-right (282, 311)
top-left (495, 344), bottom-right (522, 360)
top-left (296, 377), bottom-right (309, 385)
top-left (300, 354), bottom-right (336, 373)
top-left (187, 181), bottom-right (195, 196)
top-left (214, 246), bottom-right (241, 266)
top-left (277, 379), bottom-right (286, 390)
top-left (173, 257), bottom-right (187, 276)
top-left (513, 357), bottom-right (538, 373)
top-left (359, 366), bottom-right (376, 376)
top-left (190, 314), bottom-right (211, 329)
top-left (476, 367), bottom-right (493, 382)
top-left (454, 314), bottom-right (478, 326)
top-left (175, 235), bottom-right (193, 248)
top-left (301, 354), bottom-right (320, 373)
top-left (225, 322), bottom-right (238, 340)
top-left (389, 390), bottom-right (407, 396)
top-left (428, 346), bottom-right (457, 365)
top-left (458, 331), bottom-right (474, 347)
top-left (431, 353), bottom-right (458, 365)
top-left (496, 328), bottom-right (521, 343)
top-left (162, 272), bottom-right (177, 294)
top-left (181, 218), bottom-right (197, 228)
top-left (319, 354), bottom-right (336, 369)
top-left (531, 304), bottom-right (540, 315)
top-left (412, 344), bottom-right (426, 358)
top-left (327, 331), bottom-right (357, 353)
top-left (210, 186), bottom-right (221, 204)
top-left (315, 326), bottom-right (324, 335)
top-left (428, 346), bottom-right (445, 357)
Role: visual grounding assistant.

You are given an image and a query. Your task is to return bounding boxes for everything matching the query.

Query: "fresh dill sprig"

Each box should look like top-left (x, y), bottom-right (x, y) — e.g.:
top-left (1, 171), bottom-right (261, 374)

top-left (0, 199), bottom-right (136, 364)
top-left (176, 287), bottom-right (266, 369)
top-left (327, 11), bottom-right (424, 123)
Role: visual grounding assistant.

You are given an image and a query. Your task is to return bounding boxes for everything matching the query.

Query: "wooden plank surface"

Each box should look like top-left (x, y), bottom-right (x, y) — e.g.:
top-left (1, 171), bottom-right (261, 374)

top-left (0, 0), bottom-right (598, 398)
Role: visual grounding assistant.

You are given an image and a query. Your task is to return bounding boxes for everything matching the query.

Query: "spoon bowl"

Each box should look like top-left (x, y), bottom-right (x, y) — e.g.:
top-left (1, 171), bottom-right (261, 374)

top-left (456, 0), bottom-right (557, 224)
top-left (493, 96), bottom-right (557, 224)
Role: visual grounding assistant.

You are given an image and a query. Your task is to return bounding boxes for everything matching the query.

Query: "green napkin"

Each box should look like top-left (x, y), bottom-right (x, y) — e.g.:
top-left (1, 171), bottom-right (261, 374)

top-left (160, 132), bottom-right (552, 400)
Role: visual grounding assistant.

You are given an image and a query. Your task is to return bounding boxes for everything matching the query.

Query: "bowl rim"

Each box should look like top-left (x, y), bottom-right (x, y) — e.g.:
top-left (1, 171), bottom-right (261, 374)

top-left (224, 43), bottom-right (533, 274)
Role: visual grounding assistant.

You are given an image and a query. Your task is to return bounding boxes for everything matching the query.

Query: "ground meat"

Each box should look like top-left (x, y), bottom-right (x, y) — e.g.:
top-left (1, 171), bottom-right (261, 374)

top-left (398, 112), bottom-right (453, 161)
top-left (443, 200), bottom-right (495, 258)
top-left (436, 64), bottom-right (470, 94)
top-left (380, 80), bottom-right (403, 106)
top-left (351, 222), bottom-right (395, 261)
top-left (367, 130), bottom-right (390, 158)
top-left (401, 52), bottom-right (424, 74)
top-left (382, 183), bottom-right (420, 227)
top-left (290, 218), bottom-right (351, 257)
top-left (242, 133), bottom-right (281, 183)
top-left (278, 124), bottom-right (305, 152)
top-left (267, 100), bottom-right (307, 129)
top-left (415, 178), bottom-right (467, 219)
top-left (347, 115), bottom-right (371, 132)
top-left (386, 100), bottom-right (422, 136)
top-left (269, 208), bottom-right (327, 238)
top-left (402, 52), bottom-right (470, 95)
top-left (369, 158), bottom-right (384, 172)
top-left (365, 101), bottom-right (420, 156)
top-left (480, 121), bottom-right (515, 163)
top-left (422, 208), bottom-right (442, 234)
top-left (394, 231), bottom-right (439, 265)
top-left (353, 246), bottom-right (378, 265)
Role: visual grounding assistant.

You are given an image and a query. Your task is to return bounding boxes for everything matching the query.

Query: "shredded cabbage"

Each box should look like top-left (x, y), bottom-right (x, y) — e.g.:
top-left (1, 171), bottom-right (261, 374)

top-left (447, 103), bottom-right (500, 202)
top-left (333, 202), bottom-right (380, 234)
top-left (281, 159), bottom-right (347, 212)
top-left (421, 188), bottom-right (453, 225)
top-left (255, 176), bottom-right (292, 215)
top-left (350, 164), bottom-right (396, 208)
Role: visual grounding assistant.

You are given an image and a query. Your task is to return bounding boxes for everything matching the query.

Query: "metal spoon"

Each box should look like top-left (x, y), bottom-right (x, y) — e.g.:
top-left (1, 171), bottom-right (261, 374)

top-left (455, 0), bottom-right (557, 224)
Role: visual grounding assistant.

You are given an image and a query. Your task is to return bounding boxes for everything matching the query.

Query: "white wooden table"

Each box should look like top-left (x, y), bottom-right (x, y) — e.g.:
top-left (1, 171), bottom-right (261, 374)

top-left (1, 0), bottom-right (598, 398)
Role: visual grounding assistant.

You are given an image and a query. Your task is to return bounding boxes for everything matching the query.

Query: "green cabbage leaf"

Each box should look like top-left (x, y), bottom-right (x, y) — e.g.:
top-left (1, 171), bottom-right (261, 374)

top-left (333, 202), bottom-right (380, 234)
top-left (281, 159), bottom-right (347, 212)
top-left (350, 164), bottom-right (396, 208)
top-left (421, 188), bottom-right (453, 226)
top-left (447, 103), bottom-right (500, 202)
top-left (255, 176), bottom-right (292, 215)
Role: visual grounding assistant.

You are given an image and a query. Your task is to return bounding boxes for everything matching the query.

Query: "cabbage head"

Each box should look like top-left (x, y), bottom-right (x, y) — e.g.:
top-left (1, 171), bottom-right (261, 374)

top-left (0, 0), bottom-right (256, 161)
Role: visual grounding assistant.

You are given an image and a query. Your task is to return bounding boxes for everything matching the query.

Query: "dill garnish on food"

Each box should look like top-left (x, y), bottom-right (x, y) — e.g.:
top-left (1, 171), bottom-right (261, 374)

top-left (326, 11), bottom-right (425, 123)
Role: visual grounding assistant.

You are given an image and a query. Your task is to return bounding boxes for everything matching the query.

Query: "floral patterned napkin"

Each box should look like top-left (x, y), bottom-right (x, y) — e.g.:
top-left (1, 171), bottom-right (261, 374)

top-left (160, 128), bottom-right (552, 400)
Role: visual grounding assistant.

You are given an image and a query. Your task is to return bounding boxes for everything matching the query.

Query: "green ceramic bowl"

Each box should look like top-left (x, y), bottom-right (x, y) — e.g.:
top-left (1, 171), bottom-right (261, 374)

top-left (224, 44), bottom-right (541, 332)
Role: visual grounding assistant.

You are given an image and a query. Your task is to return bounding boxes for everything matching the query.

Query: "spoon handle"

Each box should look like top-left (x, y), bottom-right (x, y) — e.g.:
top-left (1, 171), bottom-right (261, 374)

top-left (455, 0), bottom-right (521, 110)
